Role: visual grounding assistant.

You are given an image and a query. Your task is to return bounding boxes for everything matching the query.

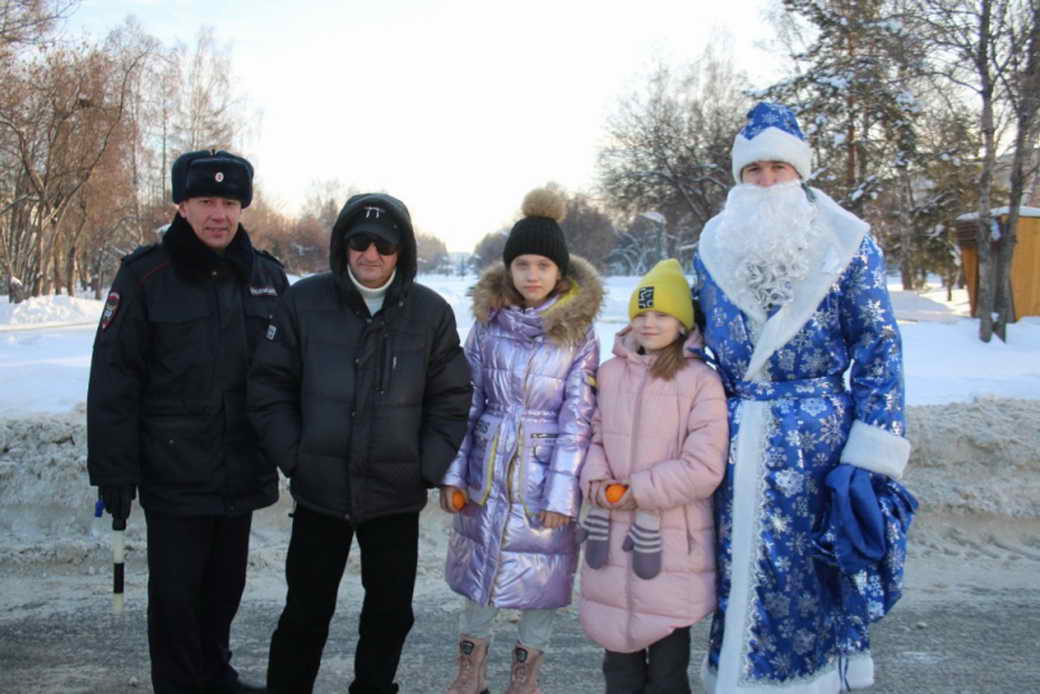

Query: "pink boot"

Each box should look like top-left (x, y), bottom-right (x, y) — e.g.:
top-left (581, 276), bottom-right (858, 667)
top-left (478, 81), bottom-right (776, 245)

top-left (447, 634), bottom-right (490, 694)
top-left (504, 642), bottom-right (544, 694)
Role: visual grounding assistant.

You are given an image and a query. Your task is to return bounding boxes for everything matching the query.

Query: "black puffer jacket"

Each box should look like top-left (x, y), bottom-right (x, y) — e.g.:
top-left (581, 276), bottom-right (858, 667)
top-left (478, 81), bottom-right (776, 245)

top-left (87, 215), bottom-right (289, 516)
top-left (247, 193), bottom-right (472, 523)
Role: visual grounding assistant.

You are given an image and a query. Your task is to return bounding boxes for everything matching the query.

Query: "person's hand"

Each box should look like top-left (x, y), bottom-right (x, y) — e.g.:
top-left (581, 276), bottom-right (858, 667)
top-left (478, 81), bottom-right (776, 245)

top-left (586, 480), bottom-right (610, 508)
top-left (538, 511), bottom-right (571, 529)
top-left (596, 479), bottom-right (636, 511)
top-left (100, 485), bottom-right (136, 524)
top-left (439, 486), bottom-right (468, 513)
top-left (610, 486), bottom-right (637, 512)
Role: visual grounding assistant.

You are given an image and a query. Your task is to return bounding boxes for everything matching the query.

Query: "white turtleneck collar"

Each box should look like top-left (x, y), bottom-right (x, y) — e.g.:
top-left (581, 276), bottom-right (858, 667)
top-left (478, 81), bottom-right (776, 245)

top-left (348, 268), bottom-right (397, 316)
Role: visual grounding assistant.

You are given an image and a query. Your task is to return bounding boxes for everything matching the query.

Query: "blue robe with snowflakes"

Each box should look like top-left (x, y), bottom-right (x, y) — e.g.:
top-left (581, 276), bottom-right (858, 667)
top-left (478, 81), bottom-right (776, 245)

top-left (693, 188), bottom-right (913, 693)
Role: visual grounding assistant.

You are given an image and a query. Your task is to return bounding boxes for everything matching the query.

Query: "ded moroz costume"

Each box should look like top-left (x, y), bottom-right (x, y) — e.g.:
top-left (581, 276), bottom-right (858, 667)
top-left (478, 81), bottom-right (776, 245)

top-left (694, 103), bottom-right (917, 693)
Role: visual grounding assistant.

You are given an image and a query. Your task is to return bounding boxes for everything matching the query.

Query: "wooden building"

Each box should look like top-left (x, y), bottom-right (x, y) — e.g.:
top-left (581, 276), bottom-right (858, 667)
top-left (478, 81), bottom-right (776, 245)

top-left (953, 207), bottom-right (1040, 321)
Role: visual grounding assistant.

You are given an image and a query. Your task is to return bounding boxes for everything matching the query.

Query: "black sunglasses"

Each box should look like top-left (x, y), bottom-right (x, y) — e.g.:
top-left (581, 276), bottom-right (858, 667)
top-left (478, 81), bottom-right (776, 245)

top-left (347, 233), bottom-right (399, 255)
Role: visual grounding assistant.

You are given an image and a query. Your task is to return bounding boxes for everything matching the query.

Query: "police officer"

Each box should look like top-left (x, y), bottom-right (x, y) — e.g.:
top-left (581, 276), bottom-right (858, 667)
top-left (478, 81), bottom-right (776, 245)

top-left (87, 150), bottom-right (287, 694)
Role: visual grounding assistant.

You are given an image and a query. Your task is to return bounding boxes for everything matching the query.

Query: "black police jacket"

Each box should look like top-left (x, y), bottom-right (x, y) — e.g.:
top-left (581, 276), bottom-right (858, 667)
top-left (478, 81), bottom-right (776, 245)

top-left (247, 193), bottom-right (472, 523)
top-left (86, 214), bottom-right (289, 516)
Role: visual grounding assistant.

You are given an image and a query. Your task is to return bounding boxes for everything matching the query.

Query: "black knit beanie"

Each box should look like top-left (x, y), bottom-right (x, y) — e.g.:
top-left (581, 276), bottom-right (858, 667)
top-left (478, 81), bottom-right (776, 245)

top-left (502, 188), bottom-right (569, 276)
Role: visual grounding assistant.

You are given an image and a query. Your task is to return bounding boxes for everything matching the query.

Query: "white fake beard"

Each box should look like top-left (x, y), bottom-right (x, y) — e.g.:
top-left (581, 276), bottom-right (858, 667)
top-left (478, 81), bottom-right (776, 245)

top-left (715, 180), bottom-right (824, 311)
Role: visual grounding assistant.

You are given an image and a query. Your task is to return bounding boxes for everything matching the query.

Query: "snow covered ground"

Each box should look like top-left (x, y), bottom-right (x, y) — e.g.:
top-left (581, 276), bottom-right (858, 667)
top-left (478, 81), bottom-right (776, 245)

top-left (1, 275), bottom-right (1036, 418)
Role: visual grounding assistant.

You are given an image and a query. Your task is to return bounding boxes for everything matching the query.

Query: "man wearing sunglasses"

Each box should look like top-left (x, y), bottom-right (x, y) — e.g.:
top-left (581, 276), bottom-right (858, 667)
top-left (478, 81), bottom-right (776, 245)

top-left (248, 192), bottom-right (472, 694)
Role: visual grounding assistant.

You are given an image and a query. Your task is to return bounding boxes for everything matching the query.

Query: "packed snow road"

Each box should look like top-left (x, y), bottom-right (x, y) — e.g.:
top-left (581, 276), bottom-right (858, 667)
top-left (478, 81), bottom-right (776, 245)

top-left (1, 515), bottom-right (1038, 694)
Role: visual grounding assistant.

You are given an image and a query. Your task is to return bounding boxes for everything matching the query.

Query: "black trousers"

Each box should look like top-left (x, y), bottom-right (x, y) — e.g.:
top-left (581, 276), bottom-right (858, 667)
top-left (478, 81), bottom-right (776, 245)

top-left (145, 510), bottom-right (252, 694)
top-left (267, 506), bottom-right (419, 694)
top-left (602, 626), bottom-right (692, 694)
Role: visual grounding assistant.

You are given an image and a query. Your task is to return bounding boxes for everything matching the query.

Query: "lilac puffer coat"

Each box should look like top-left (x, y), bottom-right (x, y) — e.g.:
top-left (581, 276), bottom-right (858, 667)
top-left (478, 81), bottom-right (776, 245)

top-left (441, 256), bottom-right (603, 609)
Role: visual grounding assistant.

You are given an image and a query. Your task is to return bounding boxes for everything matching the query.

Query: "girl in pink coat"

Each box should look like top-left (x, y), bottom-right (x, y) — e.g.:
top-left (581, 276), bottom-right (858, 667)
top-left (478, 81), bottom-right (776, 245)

top-left (579, 259), bottom-right (728, 694)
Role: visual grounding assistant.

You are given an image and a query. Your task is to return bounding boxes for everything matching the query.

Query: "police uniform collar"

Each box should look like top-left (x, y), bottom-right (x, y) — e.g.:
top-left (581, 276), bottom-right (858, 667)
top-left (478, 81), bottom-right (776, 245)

top-left (163, 213), bottom-right (255, 282)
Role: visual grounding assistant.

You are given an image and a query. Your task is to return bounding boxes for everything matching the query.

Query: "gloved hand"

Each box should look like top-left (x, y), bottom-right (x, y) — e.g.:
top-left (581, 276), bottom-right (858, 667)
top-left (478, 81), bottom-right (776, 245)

top-left (99, 485), bottom-right (136, 526)
top-left (439, 486), bottom-right (468, 513)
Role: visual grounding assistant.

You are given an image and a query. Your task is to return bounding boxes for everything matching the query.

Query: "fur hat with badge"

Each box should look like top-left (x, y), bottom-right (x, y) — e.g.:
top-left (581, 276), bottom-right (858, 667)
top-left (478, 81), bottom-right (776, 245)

top-left (172, 149), bottom-right (254, 208)
top-left (628, 258), bottom-right (695, 332)
top-left (502, 188), bottom-right (569, 276)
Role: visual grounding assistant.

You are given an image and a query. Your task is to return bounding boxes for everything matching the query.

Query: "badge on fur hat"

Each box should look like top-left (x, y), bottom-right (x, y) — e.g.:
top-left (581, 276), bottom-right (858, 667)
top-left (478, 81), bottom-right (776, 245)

top-left (100, 292), bottom-right (120, 331)
top-left (215, 172), bottom-right (224, 182)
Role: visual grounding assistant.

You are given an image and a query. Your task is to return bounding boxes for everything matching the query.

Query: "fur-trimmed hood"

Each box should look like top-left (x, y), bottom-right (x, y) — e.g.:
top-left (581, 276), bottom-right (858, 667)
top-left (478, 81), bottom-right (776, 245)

top-left (470, 255), bottom-right (604, 346)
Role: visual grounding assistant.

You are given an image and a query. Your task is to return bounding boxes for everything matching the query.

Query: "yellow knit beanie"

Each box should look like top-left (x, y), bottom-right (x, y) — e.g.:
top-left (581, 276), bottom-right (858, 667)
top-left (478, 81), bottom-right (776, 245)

top-left (628, 259), bottom-right (695, 331)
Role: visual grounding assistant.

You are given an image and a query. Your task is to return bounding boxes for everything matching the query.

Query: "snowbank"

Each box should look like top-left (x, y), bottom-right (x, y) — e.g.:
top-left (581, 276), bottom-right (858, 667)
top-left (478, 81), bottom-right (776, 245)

top-left (905, 398), bottom-right (1040, 517)
top-left (0, 295), bottom-right (102, 328)
top-left (2, 399), bottom-right (1037, 566)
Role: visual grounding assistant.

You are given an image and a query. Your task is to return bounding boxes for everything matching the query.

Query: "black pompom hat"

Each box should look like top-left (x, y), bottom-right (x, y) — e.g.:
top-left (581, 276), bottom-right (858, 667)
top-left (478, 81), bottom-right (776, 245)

top-left (502, 188), bottom-right (569, 276)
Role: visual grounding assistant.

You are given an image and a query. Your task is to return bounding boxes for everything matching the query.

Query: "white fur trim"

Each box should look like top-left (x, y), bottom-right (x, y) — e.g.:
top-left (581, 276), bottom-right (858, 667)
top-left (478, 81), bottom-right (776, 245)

top-left (845, 652), bottom-right (875, 689)
top-left (703, 649), bottom-right (851, 693)
top-left (840, 420), bottom-right (911, 480)
top-left (732, 127), bottom-right (812, 182)
top-left (715, 399), bottom-right (768, 690)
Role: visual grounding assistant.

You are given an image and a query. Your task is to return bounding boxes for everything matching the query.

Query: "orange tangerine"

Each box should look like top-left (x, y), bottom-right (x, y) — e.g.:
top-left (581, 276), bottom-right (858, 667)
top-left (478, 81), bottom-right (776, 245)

top-left (605, 484), bottom-right (628, 503)
top-left (451, 489), bottom-right (466, 511)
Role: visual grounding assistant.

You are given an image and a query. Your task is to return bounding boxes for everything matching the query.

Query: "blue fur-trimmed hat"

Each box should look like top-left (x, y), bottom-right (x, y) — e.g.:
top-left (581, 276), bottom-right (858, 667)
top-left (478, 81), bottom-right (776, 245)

top-left (172, 149), bottom-right (254, 208)
top-left (731, 102), bottom-right (811, 182)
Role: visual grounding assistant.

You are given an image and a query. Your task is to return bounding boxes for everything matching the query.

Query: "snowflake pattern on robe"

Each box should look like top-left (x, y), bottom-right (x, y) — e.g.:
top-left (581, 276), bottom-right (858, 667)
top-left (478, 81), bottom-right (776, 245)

top-left (694, 232), bottom-right (910, 691)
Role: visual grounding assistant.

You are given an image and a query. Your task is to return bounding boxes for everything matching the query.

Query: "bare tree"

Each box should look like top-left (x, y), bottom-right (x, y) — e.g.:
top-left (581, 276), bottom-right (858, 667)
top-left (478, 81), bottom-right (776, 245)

top-left (993, 0), bottom-right (1040, 339)
top-left (0, 0), bottom-right (77, 57)
top-left (912, 0), bottom-right (1037, 341)
top-left (173, 27), bottom-right (238, 152)
top-left (559, 192), bottom-right (616, 271)
top-left (415, 231), bottom-right (449, 274)
top-left (0, 35), bottom-right (149, 299)
top-left (597, 44), bottom-right (748, 256)
top-left (470, 228), bottom-right (509, 272)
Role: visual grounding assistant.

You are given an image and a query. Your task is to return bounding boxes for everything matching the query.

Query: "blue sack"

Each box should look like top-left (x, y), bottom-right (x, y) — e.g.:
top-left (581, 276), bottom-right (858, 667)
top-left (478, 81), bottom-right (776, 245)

top-left (814, 463), bottom-right (919, 616)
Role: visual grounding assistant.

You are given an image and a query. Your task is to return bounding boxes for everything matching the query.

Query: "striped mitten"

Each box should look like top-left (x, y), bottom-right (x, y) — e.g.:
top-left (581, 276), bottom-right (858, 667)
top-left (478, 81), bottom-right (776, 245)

top-left (579, 507), bottom-right (611, 569)
top-left (622, 510), bottom-right (662, 579)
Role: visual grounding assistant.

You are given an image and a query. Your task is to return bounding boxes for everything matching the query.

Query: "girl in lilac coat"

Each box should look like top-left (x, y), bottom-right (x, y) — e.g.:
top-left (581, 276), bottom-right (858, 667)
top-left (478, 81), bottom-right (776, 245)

top-left (440, 188), bottom-right (603, 694)
top-left (579, 259), bottom-right (728, 694)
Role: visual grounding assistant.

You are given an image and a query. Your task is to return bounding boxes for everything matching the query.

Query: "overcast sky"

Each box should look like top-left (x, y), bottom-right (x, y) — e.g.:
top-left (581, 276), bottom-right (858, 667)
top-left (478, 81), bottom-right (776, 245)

top-left (69, 0), bottom-right (780, 252)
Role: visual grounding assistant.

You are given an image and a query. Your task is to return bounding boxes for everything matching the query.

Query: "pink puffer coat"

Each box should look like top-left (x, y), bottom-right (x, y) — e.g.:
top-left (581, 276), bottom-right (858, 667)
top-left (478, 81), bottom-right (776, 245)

top-left (579, 327), bottom-right (728, 653)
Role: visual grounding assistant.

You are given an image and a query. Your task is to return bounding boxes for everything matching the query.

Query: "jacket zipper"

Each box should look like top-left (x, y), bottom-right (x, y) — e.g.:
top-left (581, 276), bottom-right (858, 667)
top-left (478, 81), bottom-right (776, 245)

top-left (379, 334), bottom-right (395, 394)
top-left (488, 345), bottom-right (540, 602)
top-left (478, 431), bottom-right (499, 505)
top-left (628, 366), bottom-right (650, 492)
top-left (489, 443), bottom-right (517, 604)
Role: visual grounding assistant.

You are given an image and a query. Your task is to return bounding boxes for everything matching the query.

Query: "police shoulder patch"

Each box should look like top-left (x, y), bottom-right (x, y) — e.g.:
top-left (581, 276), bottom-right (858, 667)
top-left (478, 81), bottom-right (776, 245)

top-left (100, 292), bottom-right (120, 331)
